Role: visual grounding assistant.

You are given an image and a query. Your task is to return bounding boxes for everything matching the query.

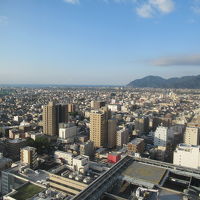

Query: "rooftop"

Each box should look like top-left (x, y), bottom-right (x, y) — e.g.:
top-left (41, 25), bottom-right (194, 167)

top-left (128, 138), bottom-right (144, 145)
top-left (122, 161), bottom-right (166, 185)
top-left (10, 183), bottom-right (44, 200)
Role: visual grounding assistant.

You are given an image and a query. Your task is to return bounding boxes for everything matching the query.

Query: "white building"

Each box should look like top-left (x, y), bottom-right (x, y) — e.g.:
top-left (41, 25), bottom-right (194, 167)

top-left (108, 104), bottom-right (121, 112)
top-left (13, 116), bottom-right (22, 123)
top-left (173, 144), bottom-right (200, 169)
top-left (184, 127), bottom-right (200, 145)
top-left (54, 151), bottom-right (73, 165)
top-left (59, 123), bottom-right (77, 143)
top-left (154, 126), bottom-right (169, 150)
top-left (116, 128), bottom-right (129, 149)
top-left (121, 105), bottom-right (129, 113)
top-left (73, 155), bottom-right (89, 174)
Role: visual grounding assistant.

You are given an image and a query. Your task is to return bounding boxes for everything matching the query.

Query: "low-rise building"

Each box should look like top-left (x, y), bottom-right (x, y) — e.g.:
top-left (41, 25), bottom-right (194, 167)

top-left (73, 155), bottom-right (89, 174)
top-left (54, 151), bottom-right (73, 165)
top-left (59, 123), bottom-right (77, 143)
top-left (127, 138), bottom-right (145, 154)
top-left (20, 146), bottom-right (38, 169)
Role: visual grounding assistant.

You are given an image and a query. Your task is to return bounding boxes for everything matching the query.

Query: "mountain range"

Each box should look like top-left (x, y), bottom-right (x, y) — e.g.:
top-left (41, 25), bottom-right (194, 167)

top-left (127, 75), bottom-right (200, 89)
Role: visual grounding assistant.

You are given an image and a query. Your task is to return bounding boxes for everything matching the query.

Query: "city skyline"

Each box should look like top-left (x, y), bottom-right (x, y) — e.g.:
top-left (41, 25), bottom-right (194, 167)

top-left (1, 0), bottom-right (200, 85)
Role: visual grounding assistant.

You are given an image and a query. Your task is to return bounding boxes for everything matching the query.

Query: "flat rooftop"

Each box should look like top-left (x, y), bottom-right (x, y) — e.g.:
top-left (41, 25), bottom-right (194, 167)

top-left (122, 161), bottom-right (167, 185)
top-left (10, 183), bottom-right (44, 200)
top-left (129, 138), bottom-right (144, 145)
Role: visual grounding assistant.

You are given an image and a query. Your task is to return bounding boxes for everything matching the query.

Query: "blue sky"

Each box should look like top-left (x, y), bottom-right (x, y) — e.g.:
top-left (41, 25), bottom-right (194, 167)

top-left (1, 0), bottom-right (200, 85)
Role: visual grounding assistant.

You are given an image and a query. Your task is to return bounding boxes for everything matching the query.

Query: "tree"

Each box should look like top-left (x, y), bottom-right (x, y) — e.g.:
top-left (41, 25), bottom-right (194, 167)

top-left (26, 138), bottom-right (35, 147)
top-left (34, 137), bottom-right (50, 154)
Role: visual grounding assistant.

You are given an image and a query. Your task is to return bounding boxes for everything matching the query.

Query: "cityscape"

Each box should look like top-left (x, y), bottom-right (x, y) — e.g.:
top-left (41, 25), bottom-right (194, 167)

top-left (1, 87), bottom-right (200, 200)
top-left (1, 0), bottom-right (200, 200)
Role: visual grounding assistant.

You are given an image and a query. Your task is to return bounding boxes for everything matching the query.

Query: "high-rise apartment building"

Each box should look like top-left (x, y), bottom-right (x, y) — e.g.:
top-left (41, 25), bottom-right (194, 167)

top-left (43, 102), bottom-right (57, 136)
top-left (134, 117), bottom-right (149, 135)
top-left (90, 110), bottom-right (107, 148)
top-left (107, 119), bottom-right (117, 148)
top-left (57, 104), bottom-right (68, 123)
top-left (20, 146), bottom-right (38, 169)
top-left (173, 144), bottom-right (200, 169)
top-left (116, 128), bottom-right (129, 149)
top-left (43, 102), bottom-right (68, 136)
top-left (154, 126), bottom-right (169, 150)
top-left (184, 127), bottom-right (200, 145)
top-left (68, 104), bottom-right (75, 113)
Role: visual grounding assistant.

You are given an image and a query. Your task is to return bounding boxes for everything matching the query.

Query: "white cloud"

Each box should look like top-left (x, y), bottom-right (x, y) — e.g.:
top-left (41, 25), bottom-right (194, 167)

top-left (63, 0), bottom-right (79, 4)
top-left (136, 4), bottom-right (154, 18)
top-left (150, 0), bottom-right (174, 13)
top-left (191, 0), bottom-right (200, 14)
top-left (136, 0), bottom-right (174, 18)
top-left (151, 54), bottom-right (200, 66)
top-left (0, 16), bottom-right (8, 24)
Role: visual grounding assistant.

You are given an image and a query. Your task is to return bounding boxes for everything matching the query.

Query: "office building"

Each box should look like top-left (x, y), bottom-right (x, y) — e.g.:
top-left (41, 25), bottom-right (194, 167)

top-left (80, 140), bottom-right (94, 157)
top-left (184, 126), bottom-right (200, 145)
top-left (154, 126), bottom-right (169, 150)
top-left (72, 155), bottom-right (89, 174)
top-left (173, 144), bottom-right (200, 169)
top-left (59, 123), bottom-right (77, 143)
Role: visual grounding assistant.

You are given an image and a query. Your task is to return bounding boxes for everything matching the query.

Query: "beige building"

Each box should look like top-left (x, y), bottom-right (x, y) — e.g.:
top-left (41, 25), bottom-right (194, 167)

top-left (127, 138), bottom-right (145, 154)
top-left (43, 102), bottom-right (68, 136)
top-left (184, 127), bottom-right (200, 145)
top-left (134, 117), bottom-right (149, 136)
top-left (68, 104), bottom-right (75, 113)
top-left (173, 144), bottom-right (200, 169)
top-left (116, 128), bottom-right (129, 149)
top-left (43, 102), bottom-right (57, 136)
top-left (107, 119), bottom-right (117, 148)
top-left (91, 101), bottom-right (106, 110)
top-left (90, 111), bottom-right (107, 148)
top-left (20, 146), bottom-right (38, 169)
